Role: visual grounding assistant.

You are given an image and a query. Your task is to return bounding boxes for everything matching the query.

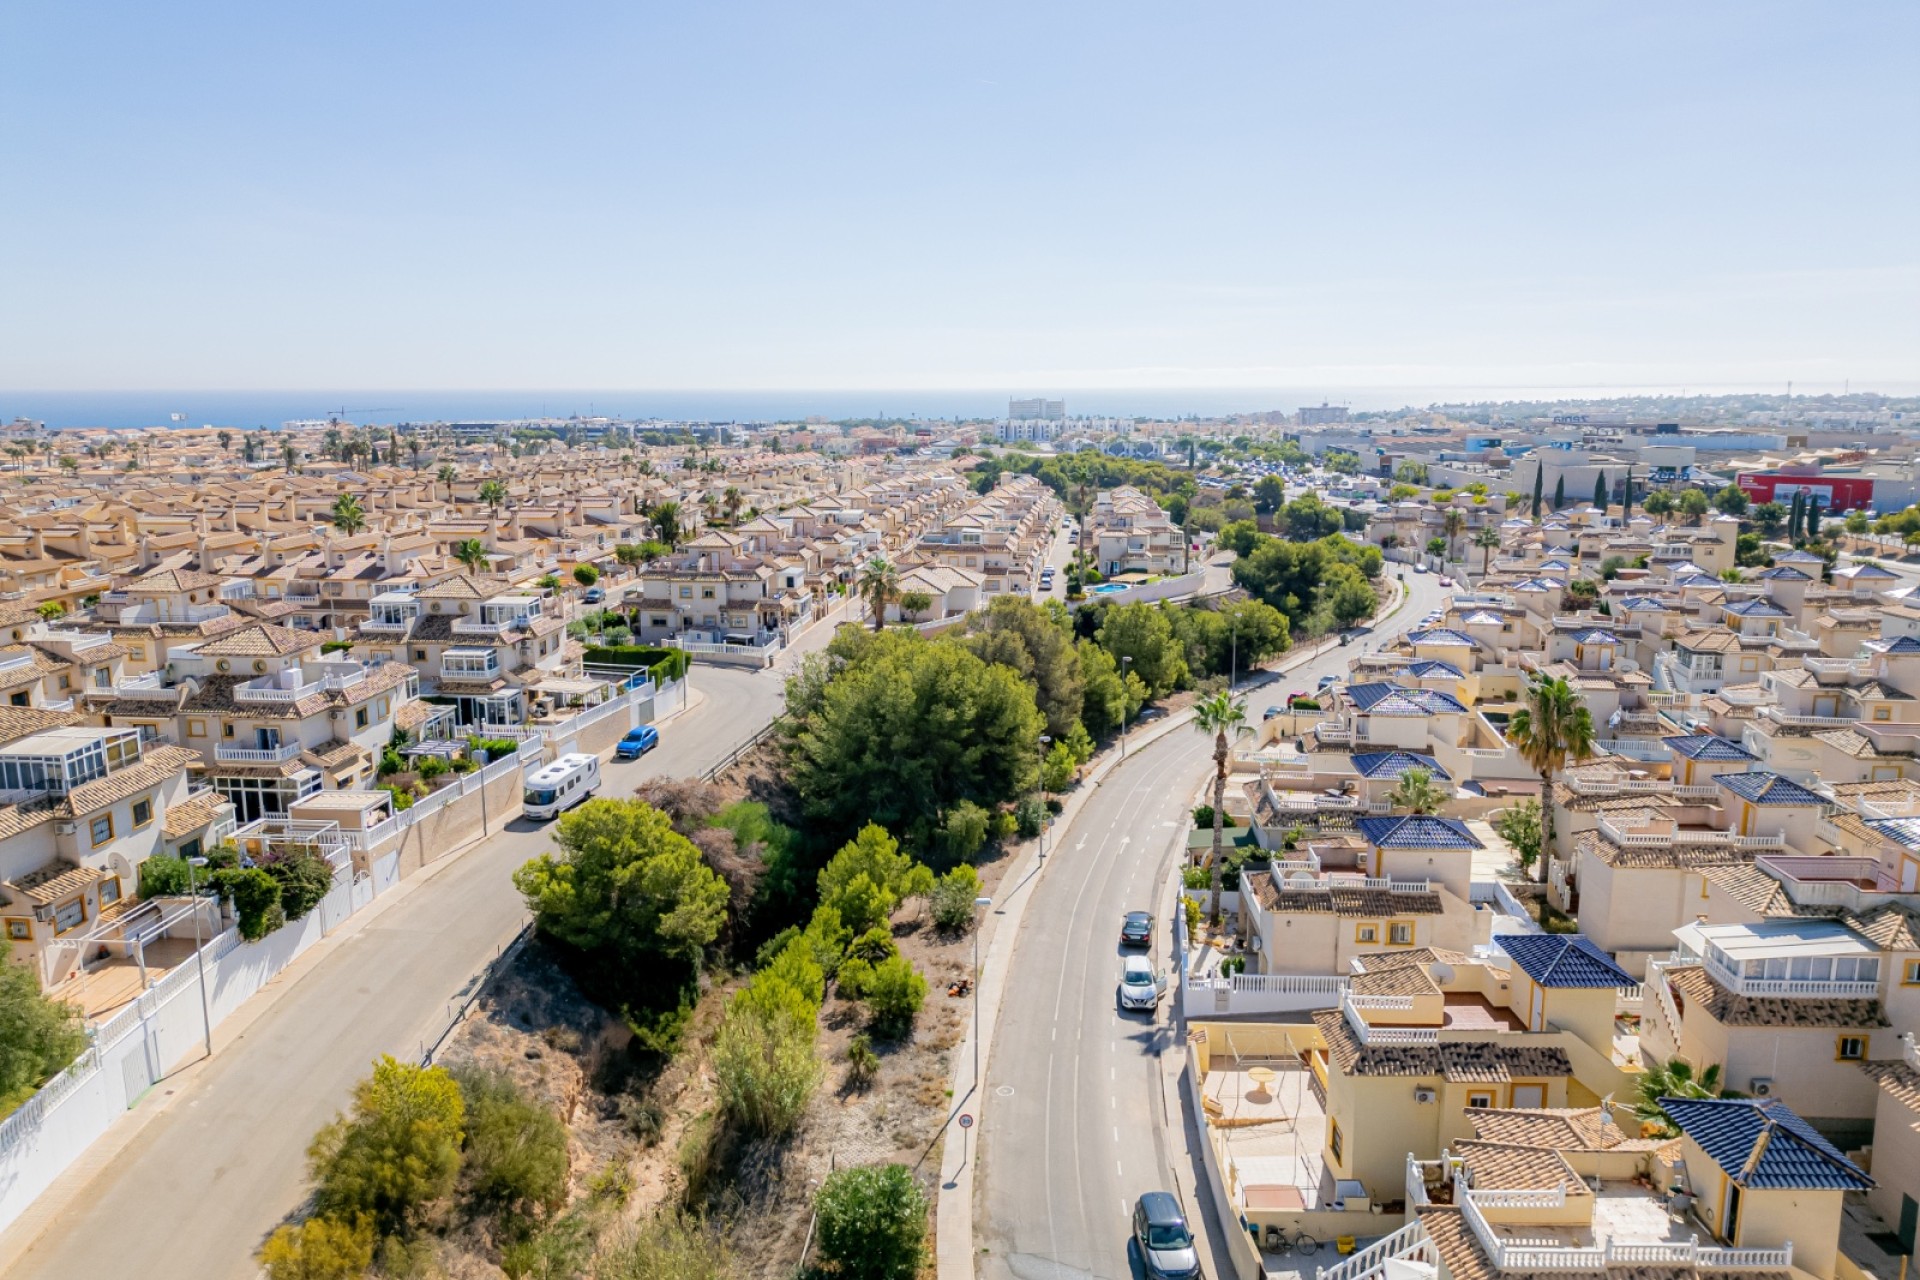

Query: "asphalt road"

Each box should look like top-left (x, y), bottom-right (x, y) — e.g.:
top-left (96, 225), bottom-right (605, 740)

top-left (977, 570), bottom-right (1447, 1280)
top-left (0, 661), bottom-right (784, 1280)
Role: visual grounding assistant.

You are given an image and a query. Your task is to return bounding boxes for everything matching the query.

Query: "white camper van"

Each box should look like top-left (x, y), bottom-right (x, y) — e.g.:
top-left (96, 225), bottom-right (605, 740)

top-left (523, 752), bottom-right (600, 820)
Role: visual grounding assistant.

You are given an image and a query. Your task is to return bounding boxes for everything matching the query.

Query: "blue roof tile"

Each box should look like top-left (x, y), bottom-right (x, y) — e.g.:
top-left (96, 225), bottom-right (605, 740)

top-left (1724, 598), bottom-right (1793, 618)
top-left (1661, 1097), bottom-right (1872, 1191)
top-left (1862, 816), bottom-right (1920, 851)
top-left (1662, 734), bottom-right (1758, 762)
top-left (1713, 771), bottom-right (1824, 806)
top-left (1350, 751), bottom-right (1451, 781)
top-left (1353, 815), bottom-right (1482, 850)
top-left (1499, 933), bottom-right (1637, 989)
top-left (1408, 628), bottom-right (1474, 647)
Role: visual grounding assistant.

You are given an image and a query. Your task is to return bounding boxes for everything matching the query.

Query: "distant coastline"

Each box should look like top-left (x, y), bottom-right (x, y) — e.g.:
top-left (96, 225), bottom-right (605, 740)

top-left (1, 384), bottom-right (1912, 431)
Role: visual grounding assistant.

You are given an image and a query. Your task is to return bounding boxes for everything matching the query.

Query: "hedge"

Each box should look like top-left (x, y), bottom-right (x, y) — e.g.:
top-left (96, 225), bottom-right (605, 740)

top-left (584, 645), bottom-right (689, 682)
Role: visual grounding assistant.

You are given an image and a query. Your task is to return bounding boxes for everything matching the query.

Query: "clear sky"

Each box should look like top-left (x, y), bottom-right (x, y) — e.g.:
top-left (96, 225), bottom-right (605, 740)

top-left (2, 1), bottom-right (1915, 398)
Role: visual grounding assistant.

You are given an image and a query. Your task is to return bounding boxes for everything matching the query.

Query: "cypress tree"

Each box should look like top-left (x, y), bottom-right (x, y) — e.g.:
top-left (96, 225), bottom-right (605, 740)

top-left (1622, 473), bottom-right (1635, 521)
top-left (1788, 491), bottom-right (1805, 541)
top-left (1531, 465), bottom-right (1544, 522)
top-left (1593, 473), bottom-right (1608, 510)
top-left (1807, 495), bottom-right (1822, 540)
top-left (1553, 475), bottom-right (1566, 511)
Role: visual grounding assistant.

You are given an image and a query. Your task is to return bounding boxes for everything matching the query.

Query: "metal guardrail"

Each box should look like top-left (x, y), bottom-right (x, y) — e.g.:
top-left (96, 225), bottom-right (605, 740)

top-left (703, 721), bottom-right (780, 782)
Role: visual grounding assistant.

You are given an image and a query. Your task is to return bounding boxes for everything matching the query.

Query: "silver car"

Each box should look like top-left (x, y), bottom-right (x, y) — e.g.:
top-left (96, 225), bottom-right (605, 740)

top-left (1118, 956), bottom-right (1166, 1011)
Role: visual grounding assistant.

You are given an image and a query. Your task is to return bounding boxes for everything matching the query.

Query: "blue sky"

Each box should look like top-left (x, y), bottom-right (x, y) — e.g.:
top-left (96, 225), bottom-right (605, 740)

top-left (1, 2), bottom-right (1915, 397)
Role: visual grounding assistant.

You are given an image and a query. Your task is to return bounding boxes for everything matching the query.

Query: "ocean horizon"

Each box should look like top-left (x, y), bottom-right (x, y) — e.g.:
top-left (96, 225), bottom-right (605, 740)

top-left (0, 383), bottom-right (1906, 431)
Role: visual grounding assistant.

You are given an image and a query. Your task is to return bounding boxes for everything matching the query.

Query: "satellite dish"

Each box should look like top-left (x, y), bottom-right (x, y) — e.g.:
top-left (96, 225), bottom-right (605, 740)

top-left (1286, 870), bottom-right (1318, 886)
top-left (1429, 961), bottom-right (1455, 986)
top-left (110, 853), bottom-right (134, 883)
top-left (1249, 934), bottom-right (1264, 952)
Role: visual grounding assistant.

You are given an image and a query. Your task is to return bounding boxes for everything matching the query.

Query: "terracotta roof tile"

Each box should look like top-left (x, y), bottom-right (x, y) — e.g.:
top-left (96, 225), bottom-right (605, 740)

top-left (1667, 964), bottom-right (1889, 1030)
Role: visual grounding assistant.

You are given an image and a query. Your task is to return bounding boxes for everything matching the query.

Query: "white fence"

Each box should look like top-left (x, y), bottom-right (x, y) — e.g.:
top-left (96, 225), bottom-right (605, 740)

top-left (0, 745), bottom-right (538, 1237)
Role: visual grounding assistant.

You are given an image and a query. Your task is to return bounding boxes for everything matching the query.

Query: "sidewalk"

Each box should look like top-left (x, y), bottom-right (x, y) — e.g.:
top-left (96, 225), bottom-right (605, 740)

top-left (932, 621), bottom-right (1362, 1280)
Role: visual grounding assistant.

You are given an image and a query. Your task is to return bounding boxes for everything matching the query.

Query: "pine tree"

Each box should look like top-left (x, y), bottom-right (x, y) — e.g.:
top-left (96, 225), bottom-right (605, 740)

top-left (1552, 475), bottom-right (1566, 511)
top-left (1530, 465), bottom-right (1544, 522)
top-left (1593, 473), bottom-right (1607, 510)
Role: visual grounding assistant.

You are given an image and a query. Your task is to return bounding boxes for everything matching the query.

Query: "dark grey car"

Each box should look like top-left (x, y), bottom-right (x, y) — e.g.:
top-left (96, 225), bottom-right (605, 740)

top-left (1132, 1191), bottom-right (1200, 1279)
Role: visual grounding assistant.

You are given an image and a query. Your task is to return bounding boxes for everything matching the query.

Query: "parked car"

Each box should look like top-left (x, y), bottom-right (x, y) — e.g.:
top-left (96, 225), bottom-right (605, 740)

top-left (1437, 576), bottom-right (1453, 587)
top-left (1262, 705), bottom-right (1283, 720)
top-left (1132, 1192), bottom-right (1201, 1280)
top-left (1317, 674), bottom-right (1337, 689)
top-left (583, 586), bottom-right (605, 604)
top-left (1120, 910), bottom-right (1152, 948)
top-left (1117, 956), bottom-right (1167, 1011)
top-left (615, 725), bottom-right (659, 759)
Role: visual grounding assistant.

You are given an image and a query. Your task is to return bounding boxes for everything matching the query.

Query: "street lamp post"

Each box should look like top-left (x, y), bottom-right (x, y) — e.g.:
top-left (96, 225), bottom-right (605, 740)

top-left (1037, 733), bottom-right (1051, 860)
top-left (1120, 655), bottom-right (1133, 758)
top-left (1230, 616), bottom-right (1238, 693)
top-left (972, 895), bottom-right (993, 1089)
top-left (184, 854), bottom-right (213, 1060)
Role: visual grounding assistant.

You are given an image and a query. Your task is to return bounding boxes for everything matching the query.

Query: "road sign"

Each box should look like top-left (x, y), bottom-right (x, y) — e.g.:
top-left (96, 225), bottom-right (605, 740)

top-left (958, 1113), bottom-right (973, 1130)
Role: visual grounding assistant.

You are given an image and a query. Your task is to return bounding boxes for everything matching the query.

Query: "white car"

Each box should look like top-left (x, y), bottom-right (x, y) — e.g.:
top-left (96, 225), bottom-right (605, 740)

top-left (1118, 956), bottom-right (1168, 1012)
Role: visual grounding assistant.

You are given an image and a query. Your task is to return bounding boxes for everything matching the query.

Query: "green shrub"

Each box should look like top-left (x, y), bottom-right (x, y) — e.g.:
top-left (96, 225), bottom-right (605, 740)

top-left (449, 755), bottom-right (477, 774)
top-left (1039, 741), bottom-right (1078, 792)
top-left (319, 639), bottom-right (354, 655)
top-left (468, 736), bottom-right (522, 760)
top-left (1182, 866), bottom-right (1209, 890)
top-left (929, 865), bottom-right (982, 932)
top-left (213, 866), bottom-right (284, 940)
top-left (814, 1163), bottom-right (929, 1280)
top-left (1191, 805), bottom-right (1238, 829)
top-left (0, 962), bottom-right (88, 1115)
top-left (572, 563), bottom-right (600, 587)
top-left (309, 1057), bottom-right (465, 1234)
top-left (1184, 896), bottom-right (1201, 937)
top-left (381, 784), bottom-right (414, 812)
top-left (836, 956), bottom-right (876, 1000)
top-left (1013, 797), bottom-right (1046, 838)
top-left (455, 1069), bottom-right (569, 1220)
top-left (990, 808), bottom-right (1018, 840)
top-left (377, 748), bottom-right (403, 777)
top-left (257, 1214), bottom-right (375, 1280)
top-left (259, 846), bottom-right (336, 922)
top-left (847, 1034), bottom-right (879, 1087)
top-left (418, 755), bottom-right (450, 780)
top-left (938, 800), bottom-right (991, 864)
top-left (862, 955), bottom-right (927, 1038)
top-left (500, 1212), bottom-right (595, 1280)
top-left (710, 993), bottom-right (821, 1138)
top-left (846, 927), bottom-right (898, 966)
top-left (138, 854), bottom-right (194, 899)
top-left (589, 1160), bottom-right (636, 1205)
top-left (595, 1211), bottom-right (731, 1280)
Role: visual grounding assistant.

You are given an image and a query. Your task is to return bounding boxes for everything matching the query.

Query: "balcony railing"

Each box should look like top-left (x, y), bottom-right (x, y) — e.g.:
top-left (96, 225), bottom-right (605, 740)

top-left (1314, 721), bottom-right (1354, 743)
top-left (214, 742), bottom-right (303, 764)
top-left (1691, 950), bottom-right (1881, 1000)
top-left (1804, 656), bottom-right (1867, 678)
top-left (1462, 1190), bottom-right (1792, 1273)
top-left (234, 678), bottom-right (323, 704)
top-left (102, 672), bottom-right (170, 698)
top-left (1596, 818), bottom-right (1784, 850)
top-left (107, 602), bottom-right (232, 624)
top-left (1564, 776), bottom-right (1719, 800)
top-left (360, 616), bottom-right (414, 632)
top-left (1759, 706), bottom-right (1859, 728)
top-left (452, 616), bottom-right (518, 636)
top-left (441, 660), bottom-right (501, 679)
top-left (1341, 995), bottom-right (1438, 1045)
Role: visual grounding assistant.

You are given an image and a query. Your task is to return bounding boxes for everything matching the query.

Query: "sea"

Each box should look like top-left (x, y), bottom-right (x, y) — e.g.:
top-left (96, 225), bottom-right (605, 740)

top-left (0, 384), bottom-right (1822, 431)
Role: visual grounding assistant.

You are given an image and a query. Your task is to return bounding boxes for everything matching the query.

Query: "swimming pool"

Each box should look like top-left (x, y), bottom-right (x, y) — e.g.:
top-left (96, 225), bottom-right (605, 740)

top-left (1091, 583), bottom-right (1130, 595)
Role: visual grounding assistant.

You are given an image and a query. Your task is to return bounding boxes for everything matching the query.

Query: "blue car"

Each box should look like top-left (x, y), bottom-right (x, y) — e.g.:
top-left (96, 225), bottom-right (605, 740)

top-left (583, 587), bottom-right (605, 604)
top-left (616, 725), bottom-right (659, 759)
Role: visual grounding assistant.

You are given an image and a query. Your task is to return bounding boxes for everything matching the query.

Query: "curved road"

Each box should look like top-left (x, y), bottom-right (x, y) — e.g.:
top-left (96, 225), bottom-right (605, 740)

top-left (979, 571), bottom-right (1447, 1280)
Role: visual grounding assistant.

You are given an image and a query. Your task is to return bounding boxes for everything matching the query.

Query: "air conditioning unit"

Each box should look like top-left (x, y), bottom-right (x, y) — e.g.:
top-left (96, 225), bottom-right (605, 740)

top-left (1749, 1077), bottom-right (1775, 1098)
top-left (54, 821), bottom-right (77, 836)
top-left (1414, 1088), bottom-right (1437, 1104)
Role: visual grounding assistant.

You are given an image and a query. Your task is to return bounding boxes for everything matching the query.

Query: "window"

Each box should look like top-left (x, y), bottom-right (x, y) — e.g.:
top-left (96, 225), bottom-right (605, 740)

top-left (1875, 707), bottom-right (1893, 722)
top-left (679, 587), bottom-right (693, 599)
top-left (378, 699), bottom-right (389, 717)
top-left (1355, 923), bottom-right (1379, 944)
top-left (356, 707), bottom-right (369, 729)
top-left (1467, 1091), bottom-right (1496, 1109)
top-left (8, 693), bottom-right (25, 708)
top-left (1837, 1035), bottom-right (1868, 1061)
top-left (131, 797), bottom-right (153, 828)
top-left (58, 674), bottom-right (70, 690)
top-left (90, 814), bottom-right (114, 845)
top-left (186, 719), bottom-right (206, 738)
top-left (413, 649), bottom-right (427, 662)
top-left (4, 918), bottom-right (29, 941)
top-left (1904, 959), bottom-right (1920, 986)
top-left (53, 897), bottom-right (85, 934)
top-left (1328, 1119), bottom-right (1344, 1163)
top-left (1390, 922), bottom-right (1415, 945)
top-left (98, 877), bottom-right (121, 907)
top-left (222, 723), bottom-right (235, 738)
top-left (179, 838), bottom-right (202, 859)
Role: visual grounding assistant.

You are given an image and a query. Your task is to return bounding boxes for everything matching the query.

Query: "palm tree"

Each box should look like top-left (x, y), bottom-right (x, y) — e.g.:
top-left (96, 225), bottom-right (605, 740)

top-left (478, 479), bottom-right (507, 516)
top-left (1442, 508), bottom-right (1466, 562)
top-left (410, 439), bottom-right (425, 469)
top-left (649, 501), bottom-right (683, 551)
top-left (451, 539), bottom-right (491, 575)
top-left (281, 440), bottom-right (298, 472)
top-left (1507, 675), bottom-right (1596, 885)
top-left (1473, 525), bottom-right (1501, 578)
top-left (858, 556), bottom-right (901, 632)
top-left (1190, 692), bottom-right (1250, 925)
top-left (331, 493), bottom-right (367, 535)
top-left (1633, 1057), bottom-right (1727, 1136)
top-left (1387, 766), bottom-right (1445, 815)
top-left (436, 463), bottom-right (457, 485)
top-left (723, 486), bottom-right (743, 525)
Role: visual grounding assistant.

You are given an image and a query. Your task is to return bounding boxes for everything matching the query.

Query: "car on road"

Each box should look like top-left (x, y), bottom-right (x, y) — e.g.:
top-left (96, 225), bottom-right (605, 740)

top-left (1414, 563), bottom-right (1427, 573)
top-left (1120, 910), bottom-right (1152, 947)
top-left (615, 725), bottom-right (660, 759)
top-left (1118, 955), bottom-right (1167, 1011)
top-left (583, 586), bottom-right (605, 604)
top-left (1317, 674), bottom-right (1337, 689)
top-left (1262, 705), bottom-right (1283, 720)
top-left (1437, 576), bottom-right (1454, 587)
top-left (1132, 1192), bottom-right (1200, 1280)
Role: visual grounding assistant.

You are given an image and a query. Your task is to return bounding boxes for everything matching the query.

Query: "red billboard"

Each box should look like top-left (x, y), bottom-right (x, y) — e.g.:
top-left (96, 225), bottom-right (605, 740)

top-left (1735, 473), bottom-right (1875, 511)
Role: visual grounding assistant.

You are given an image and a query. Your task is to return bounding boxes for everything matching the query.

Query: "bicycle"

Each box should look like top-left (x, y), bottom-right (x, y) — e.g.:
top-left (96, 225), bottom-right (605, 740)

top-left (1262, 1225), bottom-right (1318, 1256)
